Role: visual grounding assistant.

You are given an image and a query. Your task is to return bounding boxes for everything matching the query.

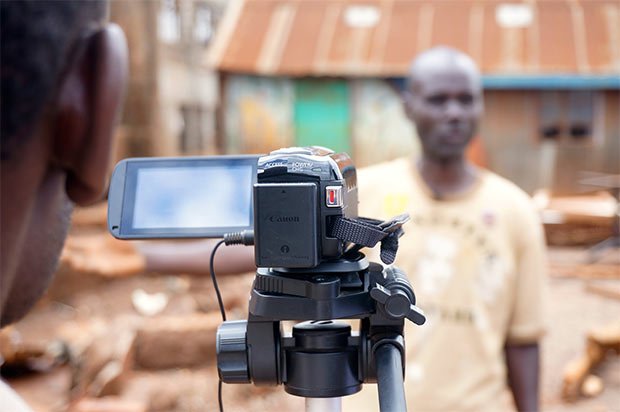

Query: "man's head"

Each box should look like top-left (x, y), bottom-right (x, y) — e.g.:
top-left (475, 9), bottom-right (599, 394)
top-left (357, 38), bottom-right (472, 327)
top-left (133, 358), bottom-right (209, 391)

top-left (0, 1), bottom-right (128, 326)
top-left (403, 47), bottom-right (483, 162)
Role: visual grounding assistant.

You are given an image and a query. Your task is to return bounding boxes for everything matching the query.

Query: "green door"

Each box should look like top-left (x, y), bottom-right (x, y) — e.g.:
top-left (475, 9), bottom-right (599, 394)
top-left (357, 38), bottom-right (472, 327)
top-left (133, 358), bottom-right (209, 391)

top-left (294, 79), bottom-right (351, 154)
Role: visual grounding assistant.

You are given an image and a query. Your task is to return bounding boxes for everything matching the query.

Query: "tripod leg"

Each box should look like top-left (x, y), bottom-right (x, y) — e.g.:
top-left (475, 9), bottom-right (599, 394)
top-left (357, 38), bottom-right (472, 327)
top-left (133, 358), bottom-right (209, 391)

top-left (305, 397), bottom-right (342, 412)
top-left (375, 343), bottom-right (407, 412)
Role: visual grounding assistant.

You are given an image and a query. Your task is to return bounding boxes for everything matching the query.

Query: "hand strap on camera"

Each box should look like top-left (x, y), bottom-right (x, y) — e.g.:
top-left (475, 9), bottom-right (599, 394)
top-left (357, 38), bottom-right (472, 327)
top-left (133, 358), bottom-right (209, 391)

top-left (329, 213), bottom-right (410, 265)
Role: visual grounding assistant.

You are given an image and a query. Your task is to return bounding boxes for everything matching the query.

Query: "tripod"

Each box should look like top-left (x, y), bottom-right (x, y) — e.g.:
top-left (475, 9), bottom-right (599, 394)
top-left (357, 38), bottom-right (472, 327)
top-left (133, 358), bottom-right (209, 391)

top-left (217, 254), bottom-right (426, 412)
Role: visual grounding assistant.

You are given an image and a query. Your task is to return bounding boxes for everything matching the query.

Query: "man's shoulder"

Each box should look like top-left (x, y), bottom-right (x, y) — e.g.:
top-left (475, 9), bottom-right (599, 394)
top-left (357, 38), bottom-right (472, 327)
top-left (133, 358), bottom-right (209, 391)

top-left (357, 157), bottom-right (417, 218)
top-left (480, 169), bottom-right (532, 204)
top-left (358, 157), bottom-right (412, 185)
top-left (479, 169), bottom-right (540, 226)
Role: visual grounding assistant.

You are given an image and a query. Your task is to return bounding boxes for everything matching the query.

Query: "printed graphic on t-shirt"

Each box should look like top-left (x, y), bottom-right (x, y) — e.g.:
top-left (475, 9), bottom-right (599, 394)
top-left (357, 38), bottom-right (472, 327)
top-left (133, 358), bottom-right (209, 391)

top-left (382, 193), bottom-right (410, 217)
top-left (416, 233), bottom-right (457, 296)
top-left (410, 211), bottom-right (509, 330)
top-left (476, 253), bottom-right (508, 304)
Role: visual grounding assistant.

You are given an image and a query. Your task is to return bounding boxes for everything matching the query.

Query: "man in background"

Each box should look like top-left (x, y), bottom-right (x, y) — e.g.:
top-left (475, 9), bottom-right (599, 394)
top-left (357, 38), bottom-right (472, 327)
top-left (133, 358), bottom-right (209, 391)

top-left (1, 1), bottom-right (128, 408)
top-left (347, 46), bottom-right (548, 411)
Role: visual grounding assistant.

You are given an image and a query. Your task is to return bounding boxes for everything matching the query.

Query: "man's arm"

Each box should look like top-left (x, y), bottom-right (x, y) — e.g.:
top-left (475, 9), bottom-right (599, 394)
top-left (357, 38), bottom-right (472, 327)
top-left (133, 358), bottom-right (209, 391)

top-left (505, 192), bottom-right (548, 412)
top-left (505, 342), bottom-right (540, 412)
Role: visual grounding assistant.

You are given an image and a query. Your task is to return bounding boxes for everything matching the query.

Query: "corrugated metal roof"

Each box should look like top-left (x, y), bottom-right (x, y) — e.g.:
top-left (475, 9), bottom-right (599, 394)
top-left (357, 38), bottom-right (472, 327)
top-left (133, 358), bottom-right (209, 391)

top-left (207, 0), bottom-right (620, 76)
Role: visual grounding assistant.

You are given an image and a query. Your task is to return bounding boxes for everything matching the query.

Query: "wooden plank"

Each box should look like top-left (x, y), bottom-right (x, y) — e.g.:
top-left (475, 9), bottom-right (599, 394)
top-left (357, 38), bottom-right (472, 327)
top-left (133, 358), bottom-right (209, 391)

top-left (585, 281), bottom-right (620, 301)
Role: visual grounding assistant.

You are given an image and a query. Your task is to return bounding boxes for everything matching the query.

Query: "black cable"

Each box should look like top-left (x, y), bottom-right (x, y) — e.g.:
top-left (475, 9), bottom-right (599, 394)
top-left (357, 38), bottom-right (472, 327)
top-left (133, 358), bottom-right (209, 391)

top-left (218, 379), bottom-right (224, 412)
top-left (211, 231), bottom-right (254, 412)
top-left (209, 239), bottom-right (227, 412)
top-left (210, 231), bottom-right (254, 412)
top-left (209, 239), bottom-right (227, 322)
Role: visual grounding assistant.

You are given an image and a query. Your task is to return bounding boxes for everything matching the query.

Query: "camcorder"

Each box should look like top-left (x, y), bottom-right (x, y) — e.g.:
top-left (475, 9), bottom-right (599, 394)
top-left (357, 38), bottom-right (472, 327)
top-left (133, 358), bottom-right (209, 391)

top-left (108, 147), bottom-right (425, 412)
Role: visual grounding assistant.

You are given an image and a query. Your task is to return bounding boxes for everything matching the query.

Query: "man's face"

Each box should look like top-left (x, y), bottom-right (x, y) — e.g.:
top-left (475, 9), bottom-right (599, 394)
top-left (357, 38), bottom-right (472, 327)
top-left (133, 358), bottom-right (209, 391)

top-left (404, 64), bottom-right (483, 161)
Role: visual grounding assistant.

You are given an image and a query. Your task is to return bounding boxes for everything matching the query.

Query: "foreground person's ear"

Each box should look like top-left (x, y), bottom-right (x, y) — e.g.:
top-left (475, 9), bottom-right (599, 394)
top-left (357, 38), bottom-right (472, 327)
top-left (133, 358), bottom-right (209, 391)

top-left (53, 23), bottom-right (128, 206)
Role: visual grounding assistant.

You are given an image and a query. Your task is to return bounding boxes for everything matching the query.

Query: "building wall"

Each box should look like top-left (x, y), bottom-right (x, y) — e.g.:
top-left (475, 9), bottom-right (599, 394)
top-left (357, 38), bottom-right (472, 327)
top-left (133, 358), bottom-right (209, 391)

top-left (110, 0), bottom-right (226, 158)
top-left (222, 75), bottom-right (419, 165)
top-left (481, 90), bottom-right (620, 194)
top-left (481, 91), bottom-right (542, 193)
top-left (223, 75), bottom-right (295, 154)
top-left (158, 60), bottom-right (219, 155)
top-left (350, 79), bottom-right (419, 168)
top-left (157, 0), bottom-right (225, 155)
top-left (222, 75), bottom-right (618, 195)
top-left (551, 90), bottom-right (620, 194)
top-left (294, 79), bottom-right (352, 155)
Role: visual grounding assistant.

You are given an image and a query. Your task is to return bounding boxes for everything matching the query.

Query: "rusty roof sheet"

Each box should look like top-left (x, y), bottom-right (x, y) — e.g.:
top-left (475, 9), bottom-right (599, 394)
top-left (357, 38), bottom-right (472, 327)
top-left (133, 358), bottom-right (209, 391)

top-left (207, 0), bottom-right (620, 76)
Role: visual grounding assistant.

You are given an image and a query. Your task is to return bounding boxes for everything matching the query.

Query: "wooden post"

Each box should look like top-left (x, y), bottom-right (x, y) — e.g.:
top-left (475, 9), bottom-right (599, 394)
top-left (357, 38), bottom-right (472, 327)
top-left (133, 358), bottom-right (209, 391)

top-left (110, 0), bottom-right (161, 158)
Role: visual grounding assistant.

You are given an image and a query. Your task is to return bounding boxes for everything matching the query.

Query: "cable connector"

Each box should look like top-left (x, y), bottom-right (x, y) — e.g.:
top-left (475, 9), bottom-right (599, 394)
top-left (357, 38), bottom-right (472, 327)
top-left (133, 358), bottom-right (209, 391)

top-left (223, 230), bottom-right (255, 246)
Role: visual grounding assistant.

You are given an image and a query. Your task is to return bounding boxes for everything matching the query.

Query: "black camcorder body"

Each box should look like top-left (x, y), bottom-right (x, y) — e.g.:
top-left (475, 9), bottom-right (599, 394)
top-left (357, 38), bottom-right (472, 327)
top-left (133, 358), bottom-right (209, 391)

top-left (254, 146), bottom-right (358, 269)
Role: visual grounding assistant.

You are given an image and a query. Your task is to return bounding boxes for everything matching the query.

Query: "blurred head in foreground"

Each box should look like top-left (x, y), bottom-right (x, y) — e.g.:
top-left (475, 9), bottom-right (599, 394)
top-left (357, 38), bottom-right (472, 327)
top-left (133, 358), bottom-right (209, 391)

top-left (0, 0), bottom-right (128, 326)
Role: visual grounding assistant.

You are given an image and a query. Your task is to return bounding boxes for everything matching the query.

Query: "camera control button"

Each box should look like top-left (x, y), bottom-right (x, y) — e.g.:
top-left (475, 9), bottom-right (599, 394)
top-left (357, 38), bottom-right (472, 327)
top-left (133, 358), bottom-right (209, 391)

top-left (326, 186), bottom-right (343, 207)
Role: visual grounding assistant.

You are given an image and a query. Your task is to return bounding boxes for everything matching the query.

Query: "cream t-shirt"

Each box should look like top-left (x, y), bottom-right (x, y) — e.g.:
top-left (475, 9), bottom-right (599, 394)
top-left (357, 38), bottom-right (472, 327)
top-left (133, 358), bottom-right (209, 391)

top-left (345, 157), bottom-right (548, 412)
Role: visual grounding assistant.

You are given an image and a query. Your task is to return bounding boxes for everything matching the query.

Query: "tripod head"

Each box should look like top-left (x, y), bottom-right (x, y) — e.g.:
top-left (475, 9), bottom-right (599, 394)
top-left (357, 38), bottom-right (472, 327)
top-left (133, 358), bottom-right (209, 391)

top-left (216, 255), bottom-right (425, 411)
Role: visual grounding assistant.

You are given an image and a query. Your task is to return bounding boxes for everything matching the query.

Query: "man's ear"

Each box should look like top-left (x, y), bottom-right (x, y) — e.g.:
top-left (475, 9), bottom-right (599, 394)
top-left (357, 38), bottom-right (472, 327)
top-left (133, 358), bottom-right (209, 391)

top-left (53, 24), bottom-right (128, 206)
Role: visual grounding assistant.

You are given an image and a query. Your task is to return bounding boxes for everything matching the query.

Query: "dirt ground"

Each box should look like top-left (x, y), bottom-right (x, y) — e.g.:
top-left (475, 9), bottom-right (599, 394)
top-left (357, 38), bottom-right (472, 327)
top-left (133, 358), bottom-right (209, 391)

top-left (2, 245), bottom-right (619, 412)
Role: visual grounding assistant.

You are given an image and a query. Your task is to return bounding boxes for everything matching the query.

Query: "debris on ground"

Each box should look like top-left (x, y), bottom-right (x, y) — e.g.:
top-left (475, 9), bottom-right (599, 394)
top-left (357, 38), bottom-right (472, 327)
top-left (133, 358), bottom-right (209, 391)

top-left (3, 205), bottom-right (619, 411)
top-left (536, 191), bottom-right (616, 246)
top-left (562, 320), bottom-right (620, 401)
